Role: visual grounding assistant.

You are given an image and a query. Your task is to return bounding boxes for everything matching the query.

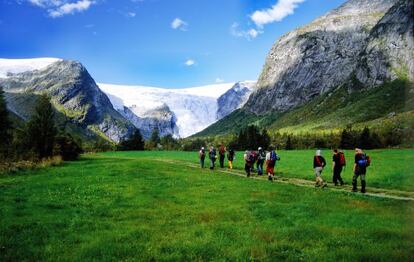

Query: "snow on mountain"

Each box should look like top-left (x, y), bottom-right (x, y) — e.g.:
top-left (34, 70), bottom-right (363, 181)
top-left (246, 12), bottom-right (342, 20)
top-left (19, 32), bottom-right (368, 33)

top-left (217, 81), bottom-right (256, 119)
top-left (0, 58), bottom-right (62, 78)
top-left (0, 58), bottom-right (256, 139)
top-left (98, 83), bottom-right (236, 138)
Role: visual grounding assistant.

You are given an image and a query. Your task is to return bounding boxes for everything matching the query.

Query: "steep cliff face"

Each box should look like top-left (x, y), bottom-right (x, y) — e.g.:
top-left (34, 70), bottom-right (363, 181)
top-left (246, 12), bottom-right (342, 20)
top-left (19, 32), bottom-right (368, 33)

top-left (0, 60), bottom-right (135, 143)
top-left (117, 104), bottom-right (179, 139)
top-left (245, 0), bottom-right (399, 114)
top-left (356, 0), bottom-right (414, 87)
top-left (216, 81), bottom-right (256, 119)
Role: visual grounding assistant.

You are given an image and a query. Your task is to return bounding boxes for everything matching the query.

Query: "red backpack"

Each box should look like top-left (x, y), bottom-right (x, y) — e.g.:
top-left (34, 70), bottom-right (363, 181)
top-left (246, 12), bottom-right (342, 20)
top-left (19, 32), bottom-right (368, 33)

top-left (339, 152), bottom-right (346, 166)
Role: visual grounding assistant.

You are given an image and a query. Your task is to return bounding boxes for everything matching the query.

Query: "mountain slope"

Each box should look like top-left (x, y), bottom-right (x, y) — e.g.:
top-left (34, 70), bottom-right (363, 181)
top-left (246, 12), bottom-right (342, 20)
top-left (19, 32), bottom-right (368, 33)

top-left (195, 0), bottom-right (413, 138)
top-left (245, 0), bottom-right (399, 114)
top-left (0, 59), bottom-right (135, 143)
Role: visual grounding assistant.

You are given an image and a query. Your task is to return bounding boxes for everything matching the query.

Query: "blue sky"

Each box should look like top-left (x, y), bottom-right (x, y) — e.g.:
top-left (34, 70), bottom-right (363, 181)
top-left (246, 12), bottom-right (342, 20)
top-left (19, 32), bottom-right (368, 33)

top-left (0, 0), bottom-right (346, 88)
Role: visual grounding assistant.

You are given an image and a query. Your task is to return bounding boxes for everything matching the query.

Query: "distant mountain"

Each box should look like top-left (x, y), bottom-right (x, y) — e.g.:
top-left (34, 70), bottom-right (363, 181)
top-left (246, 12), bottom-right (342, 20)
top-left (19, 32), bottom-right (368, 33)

top-left (195, 0), bottom-right (413, 138)
top-left (0, 58), bottom-right (135, 143)
top-left (216, 81), bottom-right (255, 119)
top-left (99, 81), bottom-right (256, 138)
top-left (0, 58), bottom-right (256, 142)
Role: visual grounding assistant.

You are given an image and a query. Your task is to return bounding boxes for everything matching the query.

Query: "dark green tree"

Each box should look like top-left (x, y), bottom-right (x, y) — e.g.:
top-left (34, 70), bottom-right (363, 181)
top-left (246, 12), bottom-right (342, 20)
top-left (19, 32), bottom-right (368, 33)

top-left (340, 128), bottom-right (355, 149)
top-left (160, 134), bottom-right (179, 150)
top-left (259, 128), bottom-right (271, 150)
top-left (0, 87), bottom-right (12, 158)
top-left (285, 135), bottom-right (293, 150)
top-left (25, 94), bottom-right (57, 159)
top-left (118, 129), bottom-right (145, 151)
top-left (359, 127), bottom-right (371, 149)
top-left (54, 133), bottom-right (83, 160)
top-left (150, 127), bottom-right (161, 145)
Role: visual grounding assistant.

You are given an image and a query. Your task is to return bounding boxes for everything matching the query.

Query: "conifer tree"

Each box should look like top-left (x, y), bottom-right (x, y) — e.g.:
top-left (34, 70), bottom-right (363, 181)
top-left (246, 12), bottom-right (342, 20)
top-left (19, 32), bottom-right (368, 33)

top-left (26, 94), bottom-right (57, 159)
top-left (149, 127), bottom-right (161, 148)
top-left (0, 87), bottom-right (12, 158)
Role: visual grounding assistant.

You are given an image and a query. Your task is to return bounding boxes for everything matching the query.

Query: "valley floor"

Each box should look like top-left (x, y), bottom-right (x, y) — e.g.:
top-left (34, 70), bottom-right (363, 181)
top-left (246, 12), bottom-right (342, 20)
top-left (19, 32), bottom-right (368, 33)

top-left (0, 150), bottom-right (413, 261)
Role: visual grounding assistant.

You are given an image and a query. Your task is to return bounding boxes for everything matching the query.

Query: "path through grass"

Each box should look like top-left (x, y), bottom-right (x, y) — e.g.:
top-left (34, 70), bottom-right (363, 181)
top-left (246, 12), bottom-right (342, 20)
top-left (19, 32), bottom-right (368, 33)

top-left (0, 150), bottom-right (413, 261)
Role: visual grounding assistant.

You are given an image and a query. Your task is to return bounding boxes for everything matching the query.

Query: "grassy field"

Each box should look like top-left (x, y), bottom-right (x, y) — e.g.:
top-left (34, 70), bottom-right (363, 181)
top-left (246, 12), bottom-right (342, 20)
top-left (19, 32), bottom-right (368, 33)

top-left (1, 150), bottom-right (413, 261)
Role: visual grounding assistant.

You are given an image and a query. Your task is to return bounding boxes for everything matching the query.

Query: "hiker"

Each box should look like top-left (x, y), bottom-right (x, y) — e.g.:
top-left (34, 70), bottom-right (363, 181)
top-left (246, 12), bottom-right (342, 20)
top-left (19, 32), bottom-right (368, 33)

top-left (244, 150), bottom-right (254, 177)
top-left (209, 146), bottom-right (217, 170)
top-left (227, 148), bottom-right (235, 169)
top-left (250, 150), bottom-right (258, 173)
top-left (266, 147), bottom-right (280, 181)
top-left (352, 148), bottom-right (370, 193)
top-left (257, 147), bottom-right (266, 176)
top-left (313, 150), bottom-right (327, 188)
top-left (199, 147), bottom-right (206, 168)
top-left (332, 149), bottom-right (345, 186)
top-left (219, 144), bottom-right (226, 168)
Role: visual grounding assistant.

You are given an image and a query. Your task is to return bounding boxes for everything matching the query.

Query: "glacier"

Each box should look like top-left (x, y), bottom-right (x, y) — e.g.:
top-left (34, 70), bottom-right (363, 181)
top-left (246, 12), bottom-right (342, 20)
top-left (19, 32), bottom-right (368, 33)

top-left (0, 57), bottom-right (256, 139)
top-left (98, 83), bottom-right (242, 138)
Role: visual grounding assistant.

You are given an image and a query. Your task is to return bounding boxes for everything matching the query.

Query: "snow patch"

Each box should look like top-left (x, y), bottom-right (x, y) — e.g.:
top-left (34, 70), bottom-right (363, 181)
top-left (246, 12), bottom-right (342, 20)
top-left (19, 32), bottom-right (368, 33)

top-left (98, 83), bottom-right (236, 137)
top-left (0, 58), bottom-right (62, 78)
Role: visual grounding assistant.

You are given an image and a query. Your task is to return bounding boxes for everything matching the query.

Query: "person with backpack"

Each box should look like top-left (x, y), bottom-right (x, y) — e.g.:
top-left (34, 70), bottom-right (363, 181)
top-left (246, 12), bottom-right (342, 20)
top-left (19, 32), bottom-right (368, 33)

top-left (257, 147), bottom-right (266, 176)
top-left (209, 146), bottom-right (217, 170)
top-left (227, 148), bottom-right (235, 169)
top-left (244, 150), bottom-right (254, 177)
top-left (199, 147), bottom-right (206, 168)
top-left (266, 147), bottom-right (280, 181)
top-left (219, 144), bottom-right (226, 168)
top-left (352, 148), bottom-right (371, 193)
top-left (332, 149), bottom-right (345, 186)
top-left (313, 150), bottom-right (327, 188)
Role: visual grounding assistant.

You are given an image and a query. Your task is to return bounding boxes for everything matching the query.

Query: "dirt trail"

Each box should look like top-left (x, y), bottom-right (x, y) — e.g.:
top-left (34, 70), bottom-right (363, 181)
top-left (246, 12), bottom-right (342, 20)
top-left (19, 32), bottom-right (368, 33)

top-left (154, 158), bottom-right (414, 202)
top-left (94, 155), bottom-right (414, 202)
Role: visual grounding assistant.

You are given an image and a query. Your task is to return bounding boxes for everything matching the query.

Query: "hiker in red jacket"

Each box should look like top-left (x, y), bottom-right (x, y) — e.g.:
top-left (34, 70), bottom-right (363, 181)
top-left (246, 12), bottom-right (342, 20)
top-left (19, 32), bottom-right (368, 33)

top-left (314, 150), bottom-right (327, 188)
top-left (332, 149), bottom-right (345, 186)
top-left (219, 144), bottom-right (226, 168)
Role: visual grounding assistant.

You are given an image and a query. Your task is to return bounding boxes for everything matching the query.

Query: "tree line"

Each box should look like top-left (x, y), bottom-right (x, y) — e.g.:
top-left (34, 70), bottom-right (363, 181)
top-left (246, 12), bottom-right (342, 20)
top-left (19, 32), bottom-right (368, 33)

top-left (180, 124), bottom-right (410, 151)
top-left (0, 88), bottom-right (82, 163)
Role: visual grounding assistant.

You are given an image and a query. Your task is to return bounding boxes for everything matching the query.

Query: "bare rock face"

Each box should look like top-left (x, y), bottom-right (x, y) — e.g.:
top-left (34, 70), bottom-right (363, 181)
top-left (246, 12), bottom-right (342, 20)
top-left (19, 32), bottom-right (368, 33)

top-left (356, 0), bottom-right (414, 87)
top-left (117, 104), bottom-right (179, 140)
top-left (0, 60), bottom-right (135, 143)
top-left (245, 0), bottom-right (400, 114)
top-left (216, 81), bottom-right (256, 119)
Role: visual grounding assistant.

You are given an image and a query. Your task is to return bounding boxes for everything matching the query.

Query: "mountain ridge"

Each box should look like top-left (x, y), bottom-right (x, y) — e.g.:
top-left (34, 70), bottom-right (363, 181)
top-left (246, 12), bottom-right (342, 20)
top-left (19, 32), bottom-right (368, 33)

top-left (195, 0), bottom-right (413, 139)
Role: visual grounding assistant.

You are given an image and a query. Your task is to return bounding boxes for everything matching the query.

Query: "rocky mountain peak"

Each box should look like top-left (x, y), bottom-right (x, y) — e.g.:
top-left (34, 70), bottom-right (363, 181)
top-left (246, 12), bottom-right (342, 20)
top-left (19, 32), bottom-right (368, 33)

top-left (244, 0), bottom-right (404, 115)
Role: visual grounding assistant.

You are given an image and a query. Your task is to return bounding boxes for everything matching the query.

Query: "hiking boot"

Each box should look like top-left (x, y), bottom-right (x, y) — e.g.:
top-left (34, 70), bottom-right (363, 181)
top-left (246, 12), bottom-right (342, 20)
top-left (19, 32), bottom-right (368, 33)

top-left (322, 183), bottom-right (328, 188)
top-left (361, 181), bottom-right (366, 193)
top-left (352, 188), bottom-right (358, 192)
top-left (268, 176), bottom-right (273, 181)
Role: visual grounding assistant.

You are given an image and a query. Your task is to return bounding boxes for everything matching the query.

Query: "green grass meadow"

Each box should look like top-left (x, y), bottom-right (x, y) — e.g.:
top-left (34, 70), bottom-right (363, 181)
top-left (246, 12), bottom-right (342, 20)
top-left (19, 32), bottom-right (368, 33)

top-left (1, 150), bottom-right (413, 261)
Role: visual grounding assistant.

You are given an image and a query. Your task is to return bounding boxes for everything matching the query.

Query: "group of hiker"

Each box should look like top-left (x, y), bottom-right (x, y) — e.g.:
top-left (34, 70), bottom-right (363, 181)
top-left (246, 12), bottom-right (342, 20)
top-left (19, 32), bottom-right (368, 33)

top-left (198, 146), bottom-right (371, 193)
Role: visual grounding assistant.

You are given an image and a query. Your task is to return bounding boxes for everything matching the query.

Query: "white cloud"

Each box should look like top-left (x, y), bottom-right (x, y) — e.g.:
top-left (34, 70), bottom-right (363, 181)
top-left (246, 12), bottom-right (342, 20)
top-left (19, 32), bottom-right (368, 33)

top-left (126, 12), bottom-right (136, 18)
top-left (230, 23), bottom-right (262, 40)
top-left (171, 18), bottom-right (188, 31)
top-left (185, 59), bottom-right (195, 66)
top-left (26, 0), bottom-right (95, 18)
top-left (251, 0), bottom-right (305, 28)
top-left (49, 0), bottom-right (94, 17)
top-left (215, 78), bottom-right (224, 83)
